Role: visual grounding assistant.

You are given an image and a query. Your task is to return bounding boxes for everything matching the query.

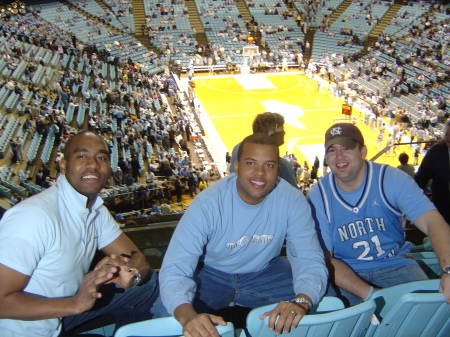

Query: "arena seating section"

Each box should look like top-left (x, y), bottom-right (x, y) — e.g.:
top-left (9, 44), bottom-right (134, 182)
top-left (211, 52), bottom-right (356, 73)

top-left (0, 0), bottom-right (448, 259)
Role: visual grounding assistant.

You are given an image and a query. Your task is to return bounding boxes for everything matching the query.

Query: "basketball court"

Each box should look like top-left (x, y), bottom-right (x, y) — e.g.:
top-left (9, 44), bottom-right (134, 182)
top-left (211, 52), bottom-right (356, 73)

top-left (183, 69), bottom-right (418, 175)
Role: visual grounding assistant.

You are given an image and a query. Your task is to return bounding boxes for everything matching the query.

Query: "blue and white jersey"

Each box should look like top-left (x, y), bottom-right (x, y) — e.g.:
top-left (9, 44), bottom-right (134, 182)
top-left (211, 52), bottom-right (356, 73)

top-left (308, 161), bottom-right (435, 272)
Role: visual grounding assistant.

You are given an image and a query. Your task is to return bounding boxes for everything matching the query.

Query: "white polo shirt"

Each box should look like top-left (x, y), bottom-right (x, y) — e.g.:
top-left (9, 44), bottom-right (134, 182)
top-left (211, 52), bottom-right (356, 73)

top-left (0, 175), bottom-right (121, 336)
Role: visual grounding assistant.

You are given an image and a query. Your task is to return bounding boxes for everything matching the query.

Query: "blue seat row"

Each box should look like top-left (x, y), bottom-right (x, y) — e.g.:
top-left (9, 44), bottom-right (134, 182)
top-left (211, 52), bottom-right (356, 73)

top-left (3, 180), bottom-right (27, 198)
top-left (0, 116), bottom-right (19, 159)
top-left (40, 132), bottom-right (55, 165)
top-left (0, 185), bottom-right (12, 199)
top-left (22, 181), bottom-right (45, 195)
top-left (0, 166), bottom-right (14, 181)
top-left (27, 133), bottom-right (43, 163)
top-left (108, 279), bottom-right (449, 337)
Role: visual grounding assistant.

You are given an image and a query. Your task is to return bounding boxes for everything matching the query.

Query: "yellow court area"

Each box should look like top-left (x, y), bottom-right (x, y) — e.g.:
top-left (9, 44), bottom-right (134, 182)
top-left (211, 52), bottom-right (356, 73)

top-left (191, 72), bottom-right (418, 174)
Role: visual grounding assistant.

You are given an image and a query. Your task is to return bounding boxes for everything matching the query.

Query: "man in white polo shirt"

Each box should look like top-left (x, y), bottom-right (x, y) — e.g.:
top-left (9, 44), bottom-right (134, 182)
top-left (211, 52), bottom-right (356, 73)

top-left (0, 131), bottom-right (158, 336)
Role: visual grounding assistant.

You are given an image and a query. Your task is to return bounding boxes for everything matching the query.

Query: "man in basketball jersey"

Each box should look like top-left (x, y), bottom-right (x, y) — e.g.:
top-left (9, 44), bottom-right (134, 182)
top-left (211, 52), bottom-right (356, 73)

top-left (308, 123), bottom-right (450, 306)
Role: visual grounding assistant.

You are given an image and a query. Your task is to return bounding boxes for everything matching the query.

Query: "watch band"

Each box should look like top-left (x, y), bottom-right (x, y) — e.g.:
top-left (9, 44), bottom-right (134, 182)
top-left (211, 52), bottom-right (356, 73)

top-left (133, 273), bottom-right (142, 286)
top-left (290, 296), bottom-right (312, 310)
top-left (442, 265), bottom-right (450, 274)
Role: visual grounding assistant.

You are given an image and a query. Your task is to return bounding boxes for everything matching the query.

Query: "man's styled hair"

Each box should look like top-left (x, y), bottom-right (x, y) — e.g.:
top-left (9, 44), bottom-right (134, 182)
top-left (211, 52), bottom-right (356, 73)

top-left (252, 112), bottom-right (285, 134)
top-left (237, 133), bottom-right (280, 161)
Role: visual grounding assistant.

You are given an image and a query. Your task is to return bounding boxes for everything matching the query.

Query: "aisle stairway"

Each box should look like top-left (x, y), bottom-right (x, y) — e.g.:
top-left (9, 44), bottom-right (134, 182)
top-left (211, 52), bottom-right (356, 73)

top-left (184, 0), bottom-right (207, 46)
top-left (132, 0), bottom-right (147, 36)
top-left (304, 28), bottom-right (316, 60)
top-left (130, 0), bottom-right (159, 53)
top-left (235, 0), bottom-right (252, 23)
top-left (327, 0), bottom-right (353, 26)
top-left (369, 3), bottom-right (403, 38)
top-left (94, 0), bottom-right (108, 11)
top-left (185, 0), bottom-right (203, 34)
top-left (235, 0), bottom-right (259, 50)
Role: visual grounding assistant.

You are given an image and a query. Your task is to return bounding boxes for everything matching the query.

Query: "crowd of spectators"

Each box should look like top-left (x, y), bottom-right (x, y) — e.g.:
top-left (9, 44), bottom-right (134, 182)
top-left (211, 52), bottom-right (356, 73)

top-left (0, 0), bottom-right (448, 219)
top-left (0, 8), bottom-right (213, 218)
top-left (304, 7), bottom-right (449, 148)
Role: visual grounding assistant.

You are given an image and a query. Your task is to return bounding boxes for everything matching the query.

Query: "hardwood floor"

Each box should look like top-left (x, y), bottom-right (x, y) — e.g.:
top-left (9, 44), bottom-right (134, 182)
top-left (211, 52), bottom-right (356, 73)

top-left (190, 71), bottom-right (418, 175)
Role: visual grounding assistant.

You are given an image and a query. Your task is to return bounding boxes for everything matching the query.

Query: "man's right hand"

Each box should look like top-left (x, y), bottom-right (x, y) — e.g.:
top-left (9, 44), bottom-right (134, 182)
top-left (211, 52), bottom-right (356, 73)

top-left (72, 266), bottom-right (117, 314)
top-left (175, 304), bottom-right (227, 337)
top-left (182, 313), bottom-right (226, 337)
top-left (0, 263), bottom-right (117, 320)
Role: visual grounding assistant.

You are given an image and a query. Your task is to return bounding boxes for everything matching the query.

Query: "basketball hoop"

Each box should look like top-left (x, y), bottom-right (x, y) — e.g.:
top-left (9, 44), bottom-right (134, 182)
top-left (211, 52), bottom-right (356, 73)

top-left (242, 46), bottom-right (260, 59)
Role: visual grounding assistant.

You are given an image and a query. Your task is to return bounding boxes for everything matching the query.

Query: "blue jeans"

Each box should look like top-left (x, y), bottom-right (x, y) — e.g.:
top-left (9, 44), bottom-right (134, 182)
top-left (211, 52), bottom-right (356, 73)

top-left (153, 257), bottom-right (296, 317)
top-left (62, 271), bottom-right (158, 334)
top-left (327, 263), bottom-right (428, 306)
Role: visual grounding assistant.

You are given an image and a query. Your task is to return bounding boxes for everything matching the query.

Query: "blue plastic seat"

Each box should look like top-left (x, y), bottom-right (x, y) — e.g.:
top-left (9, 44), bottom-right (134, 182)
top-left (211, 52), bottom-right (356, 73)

top-left (114, 317), bottom-right (234, 337)
top-left (240, 297), bottom-right (375, 337)
top-left (411, 236), bottom-right (433, 253)
top-left (366, 279), bottom-right (450, 337)
top-left (411, 251), bottom-right (441, 278)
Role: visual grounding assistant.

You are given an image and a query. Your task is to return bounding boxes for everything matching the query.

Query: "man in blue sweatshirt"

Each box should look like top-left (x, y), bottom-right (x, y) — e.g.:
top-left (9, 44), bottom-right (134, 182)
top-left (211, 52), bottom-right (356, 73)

top-left (159, 133), bottom-right (327, 336)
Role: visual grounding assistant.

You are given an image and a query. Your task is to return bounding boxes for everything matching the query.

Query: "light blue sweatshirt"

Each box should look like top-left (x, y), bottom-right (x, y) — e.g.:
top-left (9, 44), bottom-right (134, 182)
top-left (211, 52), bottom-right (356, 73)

top-left (160, 174), bottom-right (327, 315)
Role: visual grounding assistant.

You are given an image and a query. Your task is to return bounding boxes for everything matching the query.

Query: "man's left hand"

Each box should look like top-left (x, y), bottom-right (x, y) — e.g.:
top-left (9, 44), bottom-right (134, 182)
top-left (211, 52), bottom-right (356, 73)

top-left (259, 301), bottom-right (308, 335)
top-left (439, 273), bottom-right (450, 304)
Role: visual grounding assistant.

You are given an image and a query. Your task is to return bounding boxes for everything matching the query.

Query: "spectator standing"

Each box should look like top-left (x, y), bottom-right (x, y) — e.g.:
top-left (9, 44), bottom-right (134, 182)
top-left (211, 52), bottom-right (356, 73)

top-left (415, 120), bottom-right (450, 225)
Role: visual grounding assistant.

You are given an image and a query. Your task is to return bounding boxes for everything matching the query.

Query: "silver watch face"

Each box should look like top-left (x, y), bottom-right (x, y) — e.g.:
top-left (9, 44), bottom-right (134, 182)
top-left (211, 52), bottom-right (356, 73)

top-left (443, 266), bottom-right (450, 274)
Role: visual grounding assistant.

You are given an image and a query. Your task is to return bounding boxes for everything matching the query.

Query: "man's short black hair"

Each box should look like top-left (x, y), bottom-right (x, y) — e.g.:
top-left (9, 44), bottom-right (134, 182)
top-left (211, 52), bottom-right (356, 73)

top-left (252, 112), bottom-right (285, 134)
top-left (237, 133), bottom-right (280, 162)
top-left (398, 152), bottom-right (409, 165)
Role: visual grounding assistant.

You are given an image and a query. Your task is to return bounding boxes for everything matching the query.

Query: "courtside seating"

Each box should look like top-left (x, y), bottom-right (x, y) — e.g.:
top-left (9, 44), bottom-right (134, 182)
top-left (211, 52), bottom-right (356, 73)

top-left (241, 297), bottom-right (375, 337)
top-left (114, 317), bottom-right (234, 337)
top-left (366, 279), bottom-right (450, 337)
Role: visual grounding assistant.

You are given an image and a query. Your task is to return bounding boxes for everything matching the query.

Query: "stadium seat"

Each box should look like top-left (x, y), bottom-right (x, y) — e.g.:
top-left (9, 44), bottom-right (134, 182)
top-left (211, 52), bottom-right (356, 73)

top-left (411, 237), bottom-right (433, 253)
top-left (411, 251), bottom-right (441, 278)
top-left (241, 297), bottom-right (375, 337)
top-left (367, 279), bottom-right (450, 337)
top-left (114, 317), bottom-right (234, 337)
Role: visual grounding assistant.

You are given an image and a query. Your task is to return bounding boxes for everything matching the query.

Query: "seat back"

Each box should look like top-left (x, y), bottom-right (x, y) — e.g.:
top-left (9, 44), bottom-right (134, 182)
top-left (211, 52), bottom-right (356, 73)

top-left (411, 252), bottom-right (441, 278)
top-left (114, 317), bottom-right (234, 337)
top-left (366, 279), bottom-right (450, 337)
top-left (369, 279), bottom-right (440, 318)
top-left (370, 293), bottom-right (450, 337)
top-left (410, 239), bottom-right (433, 253)
top-left (242, 297), bottom-right (375, 337)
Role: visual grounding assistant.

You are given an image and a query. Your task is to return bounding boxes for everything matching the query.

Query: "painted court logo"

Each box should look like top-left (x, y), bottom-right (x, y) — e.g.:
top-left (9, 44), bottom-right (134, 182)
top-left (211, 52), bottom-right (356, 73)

top-left (330, 127), bottom-right (342, 136)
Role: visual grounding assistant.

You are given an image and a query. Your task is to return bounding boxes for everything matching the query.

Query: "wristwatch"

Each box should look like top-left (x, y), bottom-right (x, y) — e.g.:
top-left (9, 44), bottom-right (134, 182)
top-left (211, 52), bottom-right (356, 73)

top-left (290, 296), bottom-right (312, 310)
top-left (442, 265), bottom-right (450, 275)
top-left (129, 267), bottom-right (142, 287)
top-left (133, 273), bottom-right (142, 286)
